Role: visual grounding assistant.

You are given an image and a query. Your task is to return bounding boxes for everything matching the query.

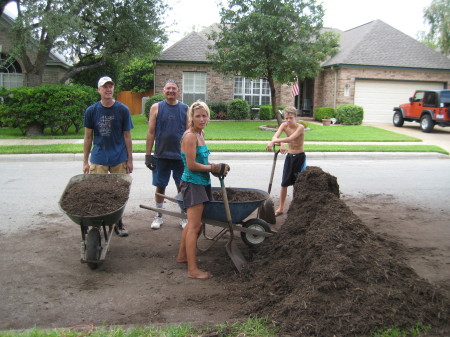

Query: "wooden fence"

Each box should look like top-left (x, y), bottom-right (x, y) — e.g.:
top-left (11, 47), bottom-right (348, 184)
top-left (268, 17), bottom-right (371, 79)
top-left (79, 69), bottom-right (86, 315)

top-left (116, 90), bottom-right (154, 115)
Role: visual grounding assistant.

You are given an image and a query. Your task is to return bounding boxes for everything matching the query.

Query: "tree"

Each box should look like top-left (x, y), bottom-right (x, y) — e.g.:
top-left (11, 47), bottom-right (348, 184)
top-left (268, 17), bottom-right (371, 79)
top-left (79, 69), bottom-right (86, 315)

top-left (7, 0), bottom-right (167, 86)
top-left (117, 55), bottom-right (160, 93)
top-left (207, 0), bottom-right (339, 124)
top-left (424, 0), bottom-right (450, 56)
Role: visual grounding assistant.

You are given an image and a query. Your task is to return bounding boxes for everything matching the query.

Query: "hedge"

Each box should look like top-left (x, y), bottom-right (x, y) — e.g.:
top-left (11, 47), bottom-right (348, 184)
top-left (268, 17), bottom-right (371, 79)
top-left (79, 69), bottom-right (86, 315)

top-left (0, 84), bottom-right (98, 135)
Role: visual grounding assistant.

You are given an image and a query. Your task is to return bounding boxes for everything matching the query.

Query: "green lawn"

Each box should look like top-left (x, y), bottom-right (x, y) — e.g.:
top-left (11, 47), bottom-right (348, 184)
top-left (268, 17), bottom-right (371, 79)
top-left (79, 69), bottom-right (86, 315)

top-left (0, 114), bottom-right (420, 142)
top-left (1, 115), bottom-right (448, 154)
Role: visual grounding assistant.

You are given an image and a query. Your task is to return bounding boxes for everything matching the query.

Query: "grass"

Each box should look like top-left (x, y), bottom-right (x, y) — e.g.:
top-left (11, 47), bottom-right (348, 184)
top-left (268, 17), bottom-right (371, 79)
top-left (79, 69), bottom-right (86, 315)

top-left (0, 114), bottom-right (421, 142)
top-left (1, 114), bottom-right (448, 154)
top-left (0, 143), bottom-right (446, 154)
top-left (0, 321), bottom-right (433, 337)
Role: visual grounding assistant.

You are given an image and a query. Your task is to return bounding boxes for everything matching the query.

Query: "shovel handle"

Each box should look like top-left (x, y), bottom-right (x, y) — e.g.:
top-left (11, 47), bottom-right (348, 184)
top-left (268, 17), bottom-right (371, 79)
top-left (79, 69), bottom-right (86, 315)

top-left (219, 177), bottom-right (234, 238)
top-left (268, 148), bottom-right (280, 194)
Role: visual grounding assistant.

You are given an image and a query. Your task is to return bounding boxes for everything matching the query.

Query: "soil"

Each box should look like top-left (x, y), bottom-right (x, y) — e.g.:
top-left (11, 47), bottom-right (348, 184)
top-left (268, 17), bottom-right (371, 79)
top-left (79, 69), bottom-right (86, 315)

top-left (60, 175), bottom-right (131, 216)
top-left (1, 167), bottom-right (449, 336)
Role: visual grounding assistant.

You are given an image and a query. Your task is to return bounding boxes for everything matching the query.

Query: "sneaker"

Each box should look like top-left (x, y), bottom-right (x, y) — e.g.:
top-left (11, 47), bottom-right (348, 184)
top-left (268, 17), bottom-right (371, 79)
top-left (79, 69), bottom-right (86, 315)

top-left (179, 218), bottom-right (187, 229)
top-left (115, 220), bottom-right (129, 237)
top-left (151, 216), bottom-right (163, 229)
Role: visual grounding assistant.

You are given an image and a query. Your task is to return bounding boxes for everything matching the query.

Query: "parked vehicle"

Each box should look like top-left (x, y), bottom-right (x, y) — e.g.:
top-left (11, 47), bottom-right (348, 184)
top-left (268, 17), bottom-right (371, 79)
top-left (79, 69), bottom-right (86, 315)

top-left (393, 90), bottom-right (450, 133)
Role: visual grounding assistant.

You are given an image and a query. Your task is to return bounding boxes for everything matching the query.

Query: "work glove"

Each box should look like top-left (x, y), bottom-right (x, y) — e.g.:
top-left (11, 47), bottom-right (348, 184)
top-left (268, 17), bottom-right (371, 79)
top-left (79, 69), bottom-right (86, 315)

top-left (145, 155), bottom-right (155, 170)
top-left (210, 163), bottom-right (230, 177)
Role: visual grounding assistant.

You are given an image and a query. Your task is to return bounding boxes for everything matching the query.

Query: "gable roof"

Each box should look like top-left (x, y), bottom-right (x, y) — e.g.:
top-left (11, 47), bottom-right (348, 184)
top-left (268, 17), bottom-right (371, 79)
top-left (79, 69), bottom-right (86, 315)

top-left (322, 20), bottom-right (450, 70)
top-left (156, 20), bottom-right (450, 71)
top-left (155, 30), bottom-right (213, 63)
top-left (0, 13), bottom-right (70, 68)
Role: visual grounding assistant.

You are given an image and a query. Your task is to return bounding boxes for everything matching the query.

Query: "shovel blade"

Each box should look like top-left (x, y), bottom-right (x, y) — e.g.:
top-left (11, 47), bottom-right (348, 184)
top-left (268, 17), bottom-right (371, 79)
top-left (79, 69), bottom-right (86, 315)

top-left (258, 198), bottom-right (276, 225)
top-left (225, 239), bottom-right (247, 272)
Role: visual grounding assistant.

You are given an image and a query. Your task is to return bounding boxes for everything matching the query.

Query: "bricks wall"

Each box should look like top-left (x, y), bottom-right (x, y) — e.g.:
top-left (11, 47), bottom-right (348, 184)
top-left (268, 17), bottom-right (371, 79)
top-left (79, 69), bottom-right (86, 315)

top-left (314, 66), bottom-right (450, 109)
top-left (156, 63), bottom-right (295, 107)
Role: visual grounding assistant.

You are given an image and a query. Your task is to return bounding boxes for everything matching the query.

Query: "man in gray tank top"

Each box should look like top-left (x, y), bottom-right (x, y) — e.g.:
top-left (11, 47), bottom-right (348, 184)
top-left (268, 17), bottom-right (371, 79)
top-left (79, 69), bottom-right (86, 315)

top-left (145, 80), bottom-right (189, 229)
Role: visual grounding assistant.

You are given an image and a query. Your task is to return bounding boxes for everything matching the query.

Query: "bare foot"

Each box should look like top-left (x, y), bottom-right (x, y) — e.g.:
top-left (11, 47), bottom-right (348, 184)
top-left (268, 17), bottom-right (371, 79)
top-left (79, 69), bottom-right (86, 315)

top-left (275, 209), bottom-right (284, 217)
top-left (188, 269), bottom-right (213, 280)
top-left (176, 256), bottom-right (187, 263)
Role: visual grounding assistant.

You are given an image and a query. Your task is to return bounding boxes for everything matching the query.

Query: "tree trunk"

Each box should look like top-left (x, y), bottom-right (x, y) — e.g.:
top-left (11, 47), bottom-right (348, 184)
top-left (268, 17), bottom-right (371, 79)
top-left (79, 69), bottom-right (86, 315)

top-left (268, 76), bottom-right (282, 125)
top-left (25, 122), bottom-right (45, 136)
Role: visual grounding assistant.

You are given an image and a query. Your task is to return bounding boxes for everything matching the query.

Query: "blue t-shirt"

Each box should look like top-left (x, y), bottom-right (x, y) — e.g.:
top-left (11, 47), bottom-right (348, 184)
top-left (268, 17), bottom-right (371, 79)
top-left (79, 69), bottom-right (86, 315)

top-left (84, 101), bottom-right (133, 166)
top-left (181, 144), bottom-right (211, 185)
top-left (154, 100), bottom-right (188, 160)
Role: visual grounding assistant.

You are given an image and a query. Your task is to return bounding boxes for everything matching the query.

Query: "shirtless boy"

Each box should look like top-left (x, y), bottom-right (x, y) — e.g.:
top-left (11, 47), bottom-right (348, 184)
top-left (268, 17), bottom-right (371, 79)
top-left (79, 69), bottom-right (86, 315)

top-left (266, 107), bottom-right (306, 216)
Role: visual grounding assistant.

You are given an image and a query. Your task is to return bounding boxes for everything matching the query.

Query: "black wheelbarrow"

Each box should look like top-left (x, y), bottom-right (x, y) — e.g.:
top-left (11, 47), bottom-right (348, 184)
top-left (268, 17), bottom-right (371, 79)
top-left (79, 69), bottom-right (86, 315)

top-left (59, 174), bottom-right (132, 270)
top-left (140, 177), bottom-right (274, 271)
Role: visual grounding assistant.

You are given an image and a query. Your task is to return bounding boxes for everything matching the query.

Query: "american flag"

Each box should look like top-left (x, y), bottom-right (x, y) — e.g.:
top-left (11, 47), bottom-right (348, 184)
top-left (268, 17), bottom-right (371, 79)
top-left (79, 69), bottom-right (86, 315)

top-left (291, 79), bottom-right (299, 97)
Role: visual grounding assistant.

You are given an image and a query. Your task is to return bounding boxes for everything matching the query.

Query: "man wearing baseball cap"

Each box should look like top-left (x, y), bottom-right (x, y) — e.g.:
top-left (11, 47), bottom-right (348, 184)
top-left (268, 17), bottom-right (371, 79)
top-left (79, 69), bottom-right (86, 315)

top-left (83, 76), bottom-right (134, 237)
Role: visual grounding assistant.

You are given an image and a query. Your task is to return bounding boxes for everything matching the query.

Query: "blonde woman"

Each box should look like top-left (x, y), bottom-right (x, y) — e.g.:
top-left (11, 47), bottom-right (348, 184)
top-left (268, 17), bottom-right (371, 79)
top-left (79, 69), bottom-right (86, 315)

top-left (176, 101), bottom-right (230, 279)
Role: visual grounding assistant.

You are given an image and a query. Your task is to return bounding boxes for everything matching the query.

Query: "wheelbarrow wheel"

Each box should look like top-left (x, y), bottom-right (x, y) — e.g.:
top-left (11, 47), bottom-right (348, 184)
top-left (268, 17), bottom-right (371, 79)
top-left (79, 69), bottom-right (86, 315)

top-left (86, 228), bottom-right (102, 270)
top-left (241, 218), bottom-right (271, 247)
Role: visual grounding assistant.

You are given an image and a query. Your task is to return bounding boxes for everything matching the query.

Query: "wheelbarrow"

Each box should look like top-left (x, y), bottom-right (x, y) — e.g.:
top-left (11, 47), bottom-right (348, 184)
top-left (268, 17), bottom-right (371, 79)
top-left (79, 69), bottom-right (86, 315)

top-left (140, 177), bottom-right (274, 272)
top-left (59, 174), bottom-right (132, 270)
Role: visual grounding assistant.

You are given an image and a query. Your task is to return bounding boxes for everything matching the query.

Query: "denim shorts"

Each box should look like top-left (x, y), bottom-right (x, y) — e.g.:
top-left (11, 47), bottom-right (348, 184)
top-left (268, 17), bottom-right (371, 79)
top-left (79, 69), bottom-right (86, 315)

top-left (152, 158), bottom-right (184, 187)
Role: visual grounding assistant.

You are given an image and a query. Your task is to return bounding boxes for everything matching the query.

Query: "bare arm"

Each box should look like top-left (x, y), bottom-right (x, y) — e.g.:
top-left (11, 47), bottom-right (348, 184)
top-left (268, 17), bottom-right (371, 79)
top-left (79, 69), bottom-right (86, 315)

top-left (266, 123), bottom-right (287, 151)
top-left (83, 128), bottom-right (93, 173)
top-left (272, 124), bottom-right (304, 144)
top-left (123, 130), bottom-right (133, 173)
top-left (146, 103), bottom-right (158, 155)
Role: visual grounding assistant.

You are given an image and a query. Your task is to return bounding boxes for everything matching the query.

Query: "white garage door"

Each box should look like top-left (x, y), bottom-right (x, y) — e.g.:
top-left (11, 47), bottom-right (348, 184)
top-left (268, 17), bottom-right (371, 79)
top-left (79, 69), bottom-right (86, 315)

top-left (354, 80), bottom-right (444, 123)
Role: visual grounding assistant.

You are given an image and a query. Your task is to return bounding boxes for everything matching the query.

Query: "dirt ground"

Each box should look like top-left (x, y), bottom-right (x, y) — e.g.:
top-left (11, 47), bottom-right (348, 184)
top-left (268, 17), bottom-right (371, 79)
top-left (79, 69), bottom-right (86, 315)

top-left (0, 167), bottom-right (449, 336)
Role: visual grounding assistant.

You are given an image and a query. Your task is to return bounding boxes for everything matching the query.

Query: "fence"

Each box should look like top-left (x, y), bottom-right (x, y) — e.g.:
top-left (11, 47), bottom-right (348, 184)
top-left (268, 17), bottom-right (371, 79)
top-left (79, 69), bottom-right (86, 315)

top-left (117, 90), bottom-right (154, 115)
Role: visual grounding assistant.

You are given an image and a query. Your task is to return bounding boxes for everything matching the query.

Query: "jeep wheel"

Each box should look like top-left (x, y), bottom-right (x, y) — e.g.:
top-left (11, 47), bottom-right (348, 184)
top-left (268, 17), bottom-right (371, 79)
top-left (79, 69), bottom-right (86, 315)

top-left (393, 111), bottom-right (404, 127)
top-left (420, 114), bottom-right (434, 133)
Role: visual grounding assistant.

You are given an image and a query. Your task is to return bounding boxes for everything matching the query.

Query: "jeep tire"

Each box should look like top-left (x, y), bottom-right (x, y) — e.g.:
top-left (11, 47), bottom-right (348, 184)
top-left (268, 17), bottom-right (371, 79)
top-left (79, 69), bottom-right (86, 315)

top-left (393, 111), bottom-right (404, 127)
top-left (420, 114), bottom-right (434, 133)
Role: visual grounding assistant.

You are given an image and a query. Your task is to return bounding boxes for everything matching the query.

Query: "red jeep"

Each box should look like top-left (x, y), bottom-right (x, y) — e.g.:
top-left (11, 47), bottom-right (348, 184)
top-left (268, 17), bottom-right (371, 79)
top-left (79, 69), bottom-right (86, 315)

top-left (393, 90), bottom-right (450, 133)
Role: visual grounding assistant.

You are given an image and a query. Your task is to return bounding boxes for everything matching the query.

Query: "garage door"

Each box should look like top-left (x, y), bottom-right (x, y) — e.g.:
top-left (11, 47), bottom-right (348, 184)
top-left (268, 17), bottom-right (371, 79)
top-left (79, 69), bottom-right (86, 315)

top-left (354, 80), bottom-right (444, 123)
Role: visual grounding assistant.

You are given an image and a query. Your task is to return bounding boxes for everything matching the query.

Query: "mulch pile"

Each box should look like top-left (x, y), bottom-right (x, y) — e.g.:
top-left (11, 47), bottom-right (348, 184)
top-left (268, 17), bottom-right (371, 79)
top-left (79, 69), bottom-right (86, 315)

top-left (60, 175), bottom-right (131, 216)
top-left (212, 188), bottom-right (266, 202)
top-left (223, 166), bottom-right (450, 336)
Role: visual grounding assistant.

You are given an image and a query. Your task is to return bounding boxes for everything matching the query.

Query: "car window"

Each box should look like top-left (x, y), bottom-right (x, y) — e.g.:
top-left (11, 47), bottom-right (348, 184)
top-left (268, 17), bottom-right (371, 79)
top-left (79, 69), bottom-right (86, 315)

top-left (413, 92), bottom-right (424, 102)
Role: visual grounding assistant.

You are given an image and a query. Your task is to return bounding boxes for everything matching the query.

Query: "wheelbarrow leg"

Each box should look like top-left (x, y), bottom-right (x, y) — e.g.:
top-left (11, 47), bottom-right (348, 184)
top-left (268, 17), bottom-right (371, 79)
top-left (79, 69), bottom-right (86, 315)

top-left (219, 177), bottom-right (247, 272)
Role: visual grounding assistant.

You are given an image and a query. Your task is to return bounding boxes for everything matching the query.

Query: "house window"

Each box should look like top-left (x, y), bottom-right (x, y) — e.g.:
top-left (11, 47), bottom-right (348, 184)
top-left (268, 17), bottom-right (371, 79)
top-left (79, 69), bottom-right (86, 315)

top-left (0, 53), bottom-right (24, 89)
top-left (233, 77), bottom-right (271, 105)
top-left (182, 72), bottom-right (206, 104)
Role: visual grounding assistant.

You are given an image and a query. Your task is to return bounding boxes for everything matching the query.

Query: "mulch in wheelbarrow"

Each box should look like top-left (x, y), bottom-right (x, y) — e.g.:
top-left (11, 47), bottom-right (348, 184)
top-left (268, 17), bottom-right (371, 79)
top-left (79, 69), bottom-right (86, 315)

top-left (219, 166), bottom-right (450, 337)
top-left (60, 175), bottom-right (131, 216)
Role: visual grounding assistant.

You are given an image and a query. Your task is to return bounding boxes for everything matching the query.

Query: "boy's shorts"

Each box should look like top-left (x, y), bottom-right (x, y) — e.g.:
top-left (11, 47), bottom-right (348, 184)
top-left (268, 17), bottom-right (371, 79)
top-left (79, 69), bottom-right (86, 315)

top-left (281, 152), bottom-right (306, 187)
top-left (179, 180), bottom-right (212, 208)
top-left (152, 158), bottom-right (184, 187)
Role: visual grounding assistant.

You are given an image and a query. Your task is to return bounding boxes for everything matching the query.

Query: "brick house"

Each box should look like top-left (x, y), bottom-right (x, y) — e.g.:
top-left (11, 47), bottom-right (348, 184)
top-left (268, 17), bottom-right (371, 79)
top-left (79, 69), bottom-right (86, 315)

top-left (0, 13), bottom-right (69, 88)
top-left (154, 20), bottom-right (450, 123)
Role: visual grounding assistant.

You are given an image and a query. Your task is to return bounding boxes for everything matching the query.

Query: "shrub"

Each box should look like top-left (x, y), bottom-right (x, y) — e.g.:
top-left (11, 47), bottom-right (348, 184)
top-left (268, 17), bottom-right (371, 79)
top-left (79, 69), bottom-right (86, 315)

top-left (209, 102), bottom-right (228, 120)
top-left (314, 107), bottom-right (335, 122)
top-left (144, 93), bottom-right (165, 120)
top-left (227, 99), bottom-right (249, 120)
top-left (259, 105), bottom-right (272, 120)
top-left (0, 84), bottom-right (97, 136)
top-left (336, 104), bottom-right (364, 125)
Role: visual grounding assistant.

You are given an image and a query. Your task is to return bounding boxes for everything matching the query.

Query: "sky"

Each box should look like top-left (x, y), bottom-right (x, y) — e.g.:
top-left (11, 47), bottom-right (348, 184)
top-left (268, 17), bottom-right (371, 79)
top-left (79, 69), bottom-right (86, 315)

top-left (4, 0), bottom-right (432, 49)
top-left (164, 0), bottom-right (432, 47)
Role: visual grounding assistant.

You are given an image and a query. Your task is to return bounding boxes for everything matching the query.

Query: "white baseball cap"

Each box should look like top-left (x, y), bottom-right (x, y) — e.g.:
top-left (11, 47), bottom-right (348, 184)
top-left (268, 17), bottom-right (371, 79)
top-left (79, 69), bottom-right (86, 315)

top-left (98, 76), bottom-right (114, 87)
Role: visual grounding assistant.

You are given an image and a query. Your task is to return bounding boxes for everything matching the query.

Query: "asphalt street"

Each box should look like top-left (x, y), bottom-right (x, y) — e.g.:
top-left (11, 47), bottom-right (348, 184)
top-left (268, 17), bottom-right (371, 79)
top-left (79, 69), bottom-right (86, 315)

top-left (1, 153), bottom-right (449, 235)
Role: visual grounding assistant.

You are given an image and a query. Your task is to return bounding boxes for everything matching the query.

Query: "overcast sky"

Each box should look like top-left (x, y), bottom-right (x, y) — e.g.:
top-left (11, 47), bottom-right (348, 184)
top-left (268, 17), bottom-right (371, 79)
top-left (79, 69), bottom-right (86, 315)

top-left (5, 0), bottom-right (432, 49)
top-left (164, 0), bottom-right (431, 47)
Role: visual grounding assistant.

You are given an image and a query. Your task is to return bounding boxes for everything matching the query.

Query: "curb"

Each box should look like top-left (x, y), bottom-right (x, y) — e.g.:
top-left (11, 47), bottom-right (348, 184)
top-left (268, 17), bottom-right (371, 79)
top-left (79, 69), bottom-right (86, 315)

top-left (0, 152), bottom-right (448, 162)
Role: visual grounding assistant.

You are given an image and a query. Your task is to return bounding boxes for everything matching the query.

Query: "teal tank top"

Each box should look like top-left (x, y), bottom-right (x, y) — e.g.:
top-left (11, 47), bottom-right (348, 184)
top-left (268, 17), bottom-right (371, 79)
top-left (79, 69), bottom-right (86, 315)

top-left (181, 144), bottom-right (211, 185)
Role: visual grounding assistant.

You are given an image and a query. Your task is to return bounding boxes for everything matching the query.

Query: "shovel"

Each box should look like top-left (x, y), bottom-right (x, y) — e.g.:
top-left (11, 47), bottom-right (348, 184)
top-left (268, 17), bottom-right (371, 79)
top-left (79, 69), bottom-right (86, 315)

top-left (258, 147), bottom-right (280, 225)
top-left (219, 176), bottom-right (247, 272)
